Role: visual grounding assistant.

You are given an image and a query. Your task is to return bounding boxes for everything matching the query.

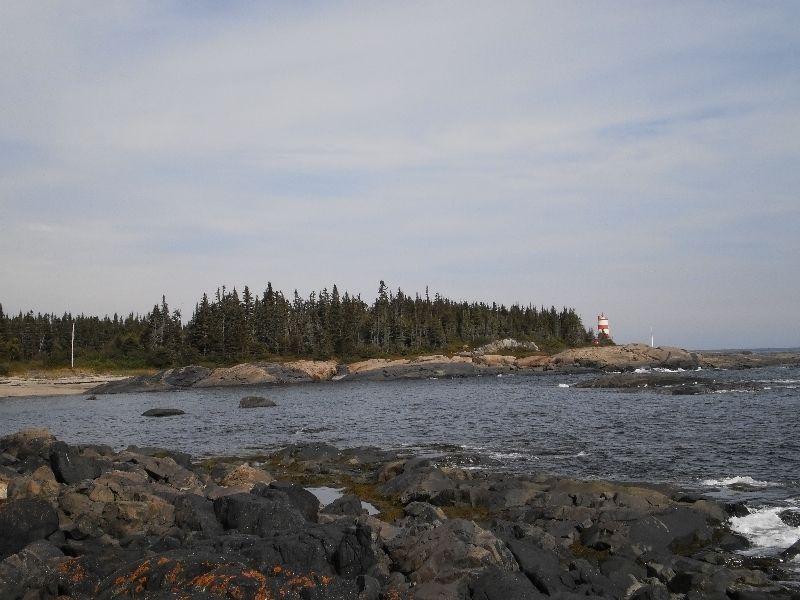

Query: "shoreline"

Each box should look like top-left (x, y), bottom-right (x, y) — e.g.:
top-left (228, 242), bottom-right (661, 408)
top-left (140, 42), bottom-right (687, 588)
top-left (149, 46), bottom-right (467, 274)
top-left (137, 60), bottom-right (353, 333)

top-left (3, 344), bottom-right (798, 399)
top-left (0, 375), bottom-right (127, 398)
top-left (0, 428), bottom-right (797, 598)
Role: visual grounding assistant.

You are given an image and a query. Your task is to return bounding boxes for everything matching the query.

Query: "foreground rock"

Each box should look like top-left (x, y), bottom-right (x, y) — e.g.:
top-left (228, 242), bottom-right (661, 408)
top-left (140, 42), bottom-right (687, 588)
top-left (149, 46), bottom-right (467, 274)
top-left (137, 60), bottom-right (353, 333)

top-left (0, 427), bottom-right (797, 599)
top-left (239, 395), bottom-right (277, 408)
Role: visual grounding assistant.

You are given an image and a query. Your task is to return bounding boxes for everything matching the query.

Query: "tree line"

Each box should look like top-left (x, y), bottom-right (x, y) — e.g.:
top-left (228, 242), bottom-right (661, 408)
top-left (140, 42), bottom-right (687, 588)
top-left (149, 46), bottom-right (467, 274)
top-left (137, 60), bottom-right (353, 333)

top-left (0, 282), bottom-right (592, 371)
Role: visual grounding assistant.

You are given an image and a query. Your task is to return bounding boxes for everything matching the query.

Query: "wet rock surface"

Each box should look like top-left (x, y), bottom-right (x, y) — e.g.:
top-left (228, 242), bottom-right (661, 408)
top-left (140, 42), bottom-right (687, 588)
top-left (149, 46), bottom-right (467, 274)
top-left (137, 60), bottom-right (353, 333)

top-left (574, 373), bottom-right (764, 395)
top-left (239, 395), bottom-right (277, 408)
top-left (0, 427), bottom-right (797, 599)
top-left (141, 408), bottom-right (186, 417)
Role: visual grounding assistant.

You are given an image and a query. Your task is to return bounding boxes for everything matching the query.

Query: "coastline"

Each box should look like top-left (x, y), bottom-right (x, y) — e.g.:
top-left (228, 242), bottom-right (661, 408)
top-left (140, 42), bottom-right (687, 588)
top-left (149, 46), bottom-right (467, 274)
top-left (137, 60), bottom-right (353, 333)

top-left (3, 344), bottom-right (798, 399)
top-left (0, 375), bottom-right (127, 398)
top-left (1, 428), bottom-right (797, 598)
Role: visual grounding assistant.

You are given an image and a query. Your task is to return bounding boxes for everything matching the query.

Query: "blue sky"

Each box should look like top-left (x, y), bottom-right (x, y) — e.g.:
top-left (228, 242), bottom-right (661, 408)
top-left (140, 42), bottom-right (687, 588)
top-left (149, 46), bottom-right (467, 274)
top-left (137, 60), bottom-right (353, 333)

top-left (1, 2), bottom-right (798, 349)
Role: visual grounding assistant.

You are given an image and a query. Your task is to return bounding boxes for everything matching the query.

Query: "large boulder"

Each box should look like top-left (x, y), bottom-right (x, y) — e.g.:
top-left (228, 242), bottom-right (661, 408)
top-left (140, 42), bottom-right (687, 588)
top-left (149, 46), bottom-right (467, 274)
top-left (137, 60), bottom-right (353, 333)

top-left (239, 396), bottom-right (277, 408)
top-left (386, 518), bottom-right (518, 586)
top-left (470, 567), bottom-right (544, 599)
top-left (264, 482), bottom-right (321, 522)
top-left (321, 493), bottom-right (365, 517)
top-left (219, 464), bottom-right (274, 490)
top-left (0, 498), bottom-right (59, 558)
top-left (50, 441), bottom-right (106, 484)
top-left (213, 492), bottom-right (307, 535)
top-left (141, 408), bottom-right (184, 417)
top-left (552, 343), bottom-right (699, 371)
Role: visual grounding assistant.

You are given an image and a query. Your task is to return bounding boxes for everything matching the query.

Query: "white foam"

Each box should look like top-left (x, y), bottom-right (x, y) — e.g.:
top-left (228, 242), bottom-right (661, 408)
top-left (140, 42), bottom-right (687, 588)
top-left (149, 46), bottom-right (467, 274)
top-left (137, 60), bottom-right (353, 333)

top-left (488, 451), bottom-right (525, 460)
top-left (557, 383), bottom-right (570, 388)
top-left (551, 451), bottom-right (589, 460)
top-left (701, 476), bottom-right (777, 488)
top-left (634, 367), bottom-right (686, 373)
top-left (729, 506), bottom-right (800, 554)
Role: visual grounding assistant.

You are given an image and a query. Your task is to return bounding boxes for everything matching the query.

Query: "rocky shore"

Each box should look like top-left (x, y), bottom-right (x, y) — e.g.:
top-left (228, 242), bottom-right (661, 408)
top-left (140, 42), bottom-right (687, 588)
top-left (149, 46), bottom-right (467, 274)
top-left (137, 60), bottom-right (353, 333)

top-left (1, 428), bottom-right (798, 599)
top-left (3, 345), bottom-right (797, 399)
top-left (82, 344), bottom-right (800, 396)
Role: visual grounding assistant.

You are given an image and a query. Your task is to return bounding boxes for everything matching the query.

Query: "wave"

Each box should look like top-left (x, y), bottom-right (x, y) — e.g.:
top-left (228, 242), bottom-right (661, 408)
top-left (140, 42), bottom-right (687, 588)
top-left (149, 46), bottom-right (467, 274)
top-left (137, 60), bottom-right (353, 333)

top-left (633, 367), bottom-right (705, 374)
top-left (701, 476), bottom-right (778, 488)
top-left (550, 451), bottom-right (589, 460)
top-left (557, 383), bottom-right (570, 388)
top-left (729, 506), bottom-right (800, 555)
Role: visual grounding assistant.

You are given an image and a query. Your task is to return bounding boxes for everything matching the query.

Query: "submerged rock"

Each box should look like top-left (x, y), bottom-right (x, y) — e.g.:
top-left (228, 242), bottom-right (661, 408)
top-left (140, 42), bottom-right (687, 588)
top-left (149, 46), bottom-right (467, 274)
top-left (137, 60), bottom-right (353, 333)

top-left (239, 395), bottom-right (276, 408)
top-left (141, 408), bottom-right (185, 417)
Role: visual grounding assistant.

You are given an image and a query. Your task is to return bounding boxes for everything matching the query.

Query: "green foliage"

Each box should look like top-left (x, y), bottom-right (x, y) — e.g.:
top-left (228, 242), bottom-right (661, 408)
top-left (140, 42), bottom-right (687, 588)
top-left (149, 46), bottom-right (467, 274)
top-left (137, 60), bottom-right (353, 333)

top-left (0, 282), bottom-right (589, 369)
top-left (0, 363), bottom-right (9, 376)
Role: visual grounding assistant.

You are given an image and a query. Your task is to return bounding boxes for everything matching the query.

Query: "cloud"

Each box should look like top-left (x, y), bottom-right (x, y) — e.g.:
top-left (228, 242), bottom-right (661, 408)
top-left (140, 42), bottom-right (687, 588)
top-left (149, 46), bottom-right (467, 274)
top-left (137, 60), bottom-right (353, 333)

top-left (0, 1), bottom-right (798, 348)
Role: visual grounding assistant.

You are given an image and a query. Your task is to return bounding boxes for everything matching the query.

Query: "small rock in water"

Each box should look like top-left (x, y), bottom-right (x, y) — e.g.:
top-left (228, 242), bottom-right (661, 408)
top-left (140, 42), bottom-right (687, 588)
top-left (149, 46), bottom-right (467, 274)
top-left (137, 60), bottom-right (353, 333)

top-left (141, 408), bottom-right (185, 417)
top-left (239, 396), bottom-right (276, 408)
top-left (778, 509), bottom-right (800, 528)
top-left (86, 395), bottom-right (97, 401)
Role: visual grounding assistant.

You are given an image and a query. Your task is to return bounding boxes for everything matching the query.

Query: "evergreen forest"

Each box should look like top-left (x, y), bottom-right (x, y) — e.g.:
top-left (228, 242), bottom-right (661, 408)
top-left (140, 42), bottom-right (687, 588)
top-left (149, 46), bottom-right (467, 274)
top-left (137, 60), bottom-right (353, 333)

top-left (0, 282), bottom-right (592, 372)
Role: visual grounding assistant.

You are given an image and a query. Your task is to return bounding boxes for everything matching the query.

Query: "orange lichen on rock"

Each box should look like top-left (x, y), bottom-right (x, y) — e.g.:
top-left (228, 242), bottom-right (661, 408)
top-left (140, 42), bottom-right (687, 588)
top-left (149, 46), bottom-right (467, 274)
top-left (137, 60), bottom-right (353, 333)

top-left (56, 558), bottom-right (88, 584)
top-left (113, 558), bottom-right (151, 592)
top-left (165, 562), bottom-right (185, 587)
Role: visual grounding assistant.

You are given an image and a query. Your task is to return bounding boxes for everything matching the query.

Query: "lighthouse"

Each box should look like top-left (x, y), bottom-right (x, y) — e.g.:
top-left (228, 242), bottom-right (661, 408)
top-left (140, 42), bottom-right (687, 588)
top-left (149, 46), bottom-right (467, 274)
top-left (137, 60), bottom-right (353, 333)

top-left (597, 313), bottom-right (611, 340)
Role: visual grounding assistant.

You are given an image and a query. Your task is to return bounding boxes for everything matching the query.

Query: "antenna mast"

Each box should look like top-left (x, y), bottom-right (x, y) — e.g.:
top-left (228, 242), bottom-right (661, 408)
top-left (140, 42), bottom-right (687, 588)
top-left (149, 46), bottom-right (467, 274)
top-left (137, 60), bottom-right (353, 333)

top-left (71, 322), bottom-right (75, 368)
top-left (650, 326), bottom-right (654, 348)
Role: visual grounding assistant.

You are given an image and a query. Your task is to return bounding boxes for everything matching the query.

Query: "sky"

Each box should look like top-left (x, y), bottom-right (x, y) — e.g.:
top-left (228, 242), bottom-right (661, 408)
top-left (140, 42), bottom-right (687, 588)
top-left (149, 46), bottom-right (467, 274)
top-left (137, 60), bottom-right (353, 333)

top-left (1, 2), bottom-right (799, 350)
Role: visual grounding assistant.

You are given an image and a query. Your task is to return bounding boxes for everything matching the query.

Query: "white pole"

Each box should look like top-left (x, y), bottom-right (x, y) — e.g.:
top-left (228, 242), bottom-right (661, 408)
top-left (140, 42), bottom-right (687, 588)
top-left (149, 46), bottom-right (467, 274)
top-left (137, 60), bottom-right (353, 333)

top-left (650, 326), bottom-right (654, 348)
top-left (71, 322), bottom-right (75, 368)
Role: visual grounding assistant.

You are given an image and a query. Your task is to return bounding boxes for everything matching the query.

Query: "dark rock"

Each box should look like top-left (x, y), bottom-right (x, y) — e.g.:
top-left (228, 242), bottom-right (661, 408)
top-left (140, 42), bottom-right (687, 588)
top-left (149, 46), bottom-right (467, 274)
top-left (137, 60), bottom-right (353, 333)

top-left (93, 551), bottom-right (361, 599)
top-left (129, 454), bottom-right (197, 489)
top-left (239, 395), bottom-right (277, 408)
top-left (265, 481), bottom-right (321, 522)
top-left (125, 445), bottom-right (192, 469)
top-left (404, 501), bottom-right (447, 523)
top-left (470, 567), bottom-right (544, 599)
top-left (357, 574), bottom-right (381, 600)
top-left (213, 492), bottom-right (307, 535)
top-left (780, 538), bottom-right (800, 561)
top-left (725, 502), bottom-right (750, 518)
top-left (141, 408), bottom-right (185, 417)
top-left (321, 493), bottom-right (364, 516)
top-left (49, 441), bottom-right (105, 484)
top-left (0, 498), bottom-right (59, 559)
top-left (505, 538), bottom-right (566, 595)
top-left (276, 442), bottom-right (341, 463)
top-left (162, 365), bottom-right (212, 387)
top-left (173, 494), bottom-right (222, 534)
top-left (778, 509), bottom-right (800, 528)
top-left (379, 464), bottom-right (457, 505)
top-left (630, 583), bottom-right (671, 600)
top-left (628, 506), bottom-right (711, 553)
top-left (387, 518), bottom-right (517, 587)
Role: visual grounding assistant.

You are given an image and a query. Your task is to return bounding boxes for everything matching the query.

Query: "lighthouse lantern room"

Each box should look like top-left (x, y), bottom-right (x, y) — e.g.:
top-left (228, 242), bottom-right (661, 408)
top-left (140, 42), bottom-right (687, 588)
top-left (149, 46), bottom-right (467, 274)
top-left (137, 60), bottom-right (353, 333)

top-left (597, 313), bottom-right (611, 340)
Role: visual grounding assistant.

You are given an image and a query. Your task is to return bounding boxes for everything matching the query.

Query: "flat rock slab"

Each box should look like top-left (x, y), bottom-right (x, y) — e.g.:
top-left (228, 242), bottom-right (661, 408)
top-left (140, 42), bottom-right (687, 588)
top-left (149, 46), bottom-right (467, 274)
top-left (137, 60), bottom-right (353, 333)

top-left (239, 396), bottom-right (276, 408)
top-left (141, 408), bottom-right (185, 417)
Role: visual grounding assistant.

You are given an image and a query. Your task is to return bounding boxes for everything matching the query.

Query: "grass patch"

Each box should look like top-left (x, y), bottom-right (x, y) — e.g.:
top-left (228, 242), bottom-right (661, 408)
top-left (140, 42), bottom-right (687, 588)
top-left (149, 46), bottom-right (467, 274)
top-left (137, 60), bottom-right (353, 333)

top-left (569, 541), bottom-right (610, 563)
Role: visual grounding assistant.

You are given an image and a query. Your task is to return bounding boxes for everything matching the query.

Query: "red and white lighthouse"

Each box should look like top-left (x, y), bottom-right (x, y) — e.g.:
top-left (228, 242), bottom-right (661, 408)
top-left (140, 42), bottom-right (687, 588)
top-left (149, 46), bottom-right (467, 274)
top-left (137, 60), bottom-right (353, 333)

top-left (597, 313), bottom-right (611, 339)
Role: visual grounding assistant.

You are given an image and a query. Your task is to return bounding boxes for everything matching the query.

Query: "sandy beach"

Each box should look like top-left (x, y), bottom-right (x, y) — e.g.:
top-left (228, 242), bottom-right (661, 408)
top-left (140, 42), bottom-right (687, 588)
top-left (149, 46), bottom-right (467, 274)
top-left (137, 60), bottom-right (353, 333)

top-left (0, 375), bottom-right (126, 398)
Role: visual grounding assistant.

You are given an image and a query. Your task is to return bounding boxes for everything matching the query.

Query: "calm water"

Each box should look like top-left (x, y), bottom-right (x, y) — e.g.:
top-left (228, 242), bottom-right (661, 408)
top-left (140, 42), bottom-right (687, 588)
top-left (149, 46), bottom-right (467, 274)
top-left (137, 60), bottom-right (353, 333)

top-left (1, 366), bottom-right (798, 495)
